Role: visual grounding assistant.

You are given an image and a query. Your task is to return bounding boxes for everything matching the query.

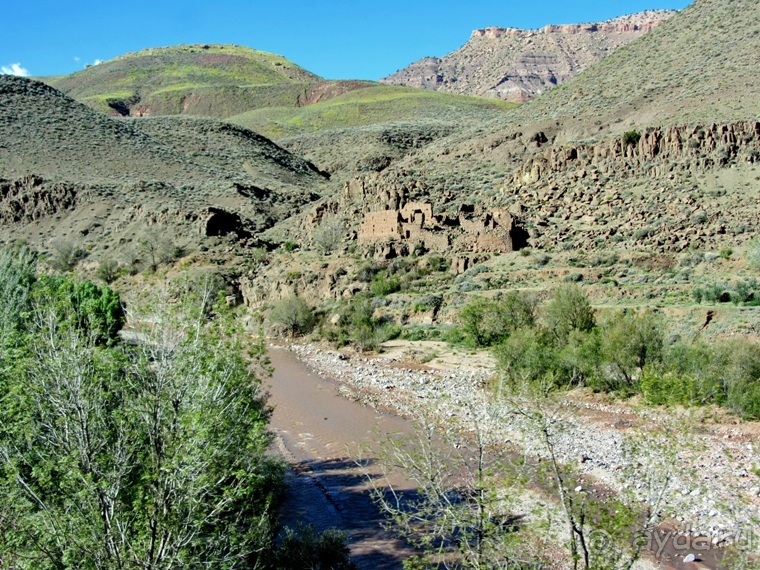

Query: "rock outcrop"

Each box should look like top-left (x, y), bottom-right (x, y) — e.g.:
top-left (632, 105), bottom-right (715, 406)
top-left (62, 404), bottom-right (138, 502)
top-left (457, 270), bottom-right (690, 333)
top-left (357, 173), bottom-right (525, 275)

top-left (503, 121), bottom-right (760, 253)
top-left (0, 176), bottom-right (78, 224)
top-left (382, 10), bottom-right (675, 102)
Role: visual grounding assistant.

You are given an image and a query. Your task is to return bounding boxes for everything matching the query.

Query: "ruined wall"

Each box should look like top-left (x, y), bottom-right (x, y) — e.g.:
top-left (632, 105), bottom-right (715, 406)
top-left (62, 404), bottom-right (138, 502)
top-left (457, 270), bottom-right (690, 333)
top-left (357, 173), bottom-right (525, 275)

top-left (358, 210), bottom-right (403, 243)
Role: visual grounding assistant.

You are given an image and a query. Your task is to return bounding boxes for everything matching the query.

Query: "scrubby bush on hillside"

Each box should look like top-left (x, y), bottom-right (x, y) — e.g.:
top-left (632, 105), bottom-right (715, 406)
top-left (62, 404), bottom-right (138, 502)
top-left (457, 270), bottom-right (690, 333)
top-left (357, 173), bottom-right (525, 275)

top-left (269, 295), bottom-right (315, 337)
top-left (458, 291), bottom-right (537, 348)
top-left (746, 239), bottom-right (760, 271)
top-left (48, 238), bottom-right (86, 272)
top-left (543, 283), bottom-right (595, 344)
top-left (312, 216), bottom-right (344, 255)
top-left (623, 129), bottom-right (641, 147)
top-left (320, 294), bottom-right (399, 352)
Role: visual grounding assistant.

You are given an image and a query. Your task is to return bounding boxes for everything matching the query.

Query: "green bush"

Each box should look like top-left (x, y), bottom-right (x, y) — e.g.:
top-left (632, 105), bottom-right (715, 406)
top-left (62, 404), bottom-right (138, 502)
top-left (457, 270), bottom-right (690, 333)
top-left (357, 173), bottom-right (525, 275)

top-left (0, 245), bottom-right (37, 341)
top-left (33, 276), bottom-right (125, 346)
top-left (640, 368), bottom-right (701, 406)
top-left (543, 284), bottom-right (595, 344)
top-left (494, 327), bottom-right (558, 388)
top-left (458, 291), bottom-right (536, 348)
top-left (269, 295), bottom-right (315, 337)
top-left (0, 293), bottom-right (281, 568)
top-left (598, 311), bottom-right (664, 391)
top-left (370, 273), bottom-right (401, 297)
top-left (623, 130), bottom-right (641, 147)
top-left (272, 525), bottom-right (356, 569)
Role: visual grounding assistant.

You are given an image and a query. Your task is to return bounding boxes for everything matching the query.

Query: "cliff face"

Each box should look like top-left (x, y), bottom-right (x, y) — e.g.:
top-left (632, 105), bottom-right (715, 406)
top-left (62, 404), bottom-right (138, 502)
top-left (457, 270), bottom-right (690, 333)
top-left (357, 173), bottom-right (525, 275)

top-left (382, 11), bottom-right (674, 102)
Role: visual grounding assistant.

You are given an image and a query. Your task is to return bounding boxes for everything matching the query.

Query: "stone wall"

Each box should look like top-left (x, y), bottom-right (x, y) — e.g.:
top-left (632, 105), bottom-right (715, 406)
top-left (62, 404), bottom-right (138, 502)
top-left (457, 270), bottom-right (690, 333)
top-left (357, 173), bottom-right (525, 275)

top-left (358, 210), bottom-right (403, 243)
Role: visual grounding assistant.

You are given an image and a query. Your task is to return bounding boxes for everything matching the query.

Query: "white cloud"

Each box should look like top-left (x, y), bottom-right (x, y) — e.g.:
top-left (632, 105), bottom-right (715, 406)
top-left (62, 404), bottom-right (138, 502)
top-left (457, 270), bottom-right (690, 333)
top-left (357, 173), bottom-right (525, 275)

top-left (74, 56), bottom-right (80, 62)
top-left (93, 59), bottom-right (103, 65)
top-left (1, 63), bottom-right (30, 77)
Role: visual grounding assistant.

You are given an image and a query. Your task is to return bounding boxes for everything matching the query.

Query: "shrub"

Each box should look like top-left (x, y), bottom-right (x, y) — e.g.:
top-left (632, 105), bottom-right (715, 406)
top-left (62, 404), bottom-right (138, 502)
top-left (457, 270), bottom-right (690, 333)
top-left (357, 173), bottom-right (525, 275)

top-left (597, 311), bottom-right (665, 391)
top-left (747, 240), bottom-right (760, 271)
top-left (494, 327), bottom-right (558, 388)
top-left (543, 284), bottom-right (595, 344)
top-left (272, 525), bottom-right (356, 570)
top-left (370, 273), bottom-right (401, 297)
top-left (312, 216), bottom-right (344, 255)
top-left (269, 295), bottom-right (315, 337)
top-left (623, 130), bottom-right (641, 147)
top-left (96, 258), bottom-right (120, 284)
top-left (33, 276), bottom-right (125, 346)
top-left (458, 291), bottom-right (536, 348)
top-left (48, 239), bottom-right (86, 272)
top-left (0, 245), bottom-right (37, 340)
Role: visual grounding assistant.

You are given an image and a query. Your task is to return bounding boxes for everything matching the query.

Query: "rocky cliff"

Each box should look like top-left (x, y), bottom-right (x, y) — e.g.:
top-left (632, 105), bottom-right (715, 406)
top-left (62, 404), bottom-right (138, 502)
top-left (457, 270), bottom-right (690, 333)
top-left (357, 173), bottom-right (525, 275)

top-left (382, 11), bottom-right (674, 102)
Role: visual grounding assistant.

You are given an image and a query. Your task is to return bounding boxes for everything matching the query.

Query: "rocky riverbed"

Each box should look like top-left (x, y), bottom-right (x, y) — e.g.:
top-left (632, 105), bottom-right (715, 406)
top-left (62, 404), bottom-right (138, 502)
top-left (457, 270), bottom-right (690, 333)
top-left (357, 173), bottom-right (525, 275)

top-left (287, 342), bottom-right (760, 557)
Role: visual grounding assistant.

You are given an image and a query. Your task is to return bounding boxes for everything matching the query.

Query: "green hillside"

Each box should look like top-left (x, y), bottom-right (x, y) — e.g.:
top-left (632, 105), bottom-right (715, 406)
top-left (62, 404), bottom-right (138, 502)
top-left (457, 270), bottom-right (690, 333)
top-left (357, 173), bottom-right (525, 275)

top-left (228, 84), bottom-right (519, 140)
top-left (44, 44), bottom-right (322, 118)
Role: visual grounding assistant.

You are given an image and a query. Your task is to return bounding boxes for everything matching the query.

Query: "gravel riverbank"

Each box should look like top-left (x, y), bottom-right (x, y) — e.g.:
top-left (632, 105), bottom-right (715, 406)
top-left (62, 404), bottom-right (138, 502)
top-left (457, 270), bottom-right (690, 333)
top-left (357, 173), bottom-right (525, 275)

top-left (287, 342), bottom-right (760, 555)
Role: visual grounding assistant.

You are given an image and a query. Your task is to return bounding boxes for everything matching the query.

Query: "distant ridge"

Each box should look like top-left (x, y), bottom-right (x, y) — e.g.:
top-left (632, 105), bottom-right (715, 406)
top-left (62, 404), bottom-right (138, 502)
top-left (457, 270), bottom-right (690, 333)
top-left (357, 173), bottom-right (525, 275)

top-left (381, 10), bottom-right (674, 102)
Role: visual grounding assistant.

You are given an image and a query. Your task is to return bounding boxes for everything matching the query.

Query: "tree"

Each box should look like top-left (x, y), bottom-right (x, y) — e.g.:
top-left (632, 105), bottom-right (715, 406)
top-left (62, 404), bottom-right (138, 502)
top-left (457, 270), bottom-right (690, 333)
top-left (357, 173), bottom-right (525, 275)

top-left (312, 216), bottom-right (344, 255)
top-left (598, 311), bottom-right (664, 391)
top-left (269, 295), bottom-right (316, 338)
top-left (0, 290), bottom-right (282, 569)
top-left (367, 404), bottom-right (534, 569)
top-left (543, 284), bottom-right (595, 345)
top-left (458, 292), bottom-right (536, 348)
top-left (502, 379), bottom-right (680, 570)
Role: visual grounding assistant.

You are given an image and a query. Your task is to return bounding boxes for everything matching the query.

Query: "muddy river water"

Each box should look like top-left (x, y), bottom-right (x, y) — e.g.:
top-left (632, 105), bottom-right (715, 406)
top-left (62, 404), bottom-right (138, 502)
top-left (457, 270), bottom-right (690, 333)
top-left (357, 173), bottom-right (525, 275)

top-left (267, 347), bottom-right (414, 569)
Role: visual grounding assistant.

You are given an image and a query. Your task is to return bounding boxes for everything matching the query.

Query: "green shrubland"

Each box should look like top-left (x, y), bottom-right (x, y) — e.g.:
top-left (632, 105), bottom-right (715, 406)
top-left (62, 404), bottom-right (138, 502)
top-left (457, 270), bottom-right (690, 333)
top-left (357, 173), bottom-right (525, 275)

top-left (477, 284), bottom-right (760, 418)
top-left (0, 246), bottom-right (353, 569)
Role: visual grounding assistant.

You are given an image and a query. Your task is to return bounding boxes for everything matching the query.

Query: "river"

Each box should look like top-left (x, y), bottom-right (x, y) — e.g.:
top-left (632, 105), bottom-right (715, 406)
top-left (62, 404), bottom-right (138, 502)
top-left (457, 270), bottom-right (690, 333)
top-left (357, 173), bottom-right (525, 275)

top-left (267, 347), bottom-right (414, 569)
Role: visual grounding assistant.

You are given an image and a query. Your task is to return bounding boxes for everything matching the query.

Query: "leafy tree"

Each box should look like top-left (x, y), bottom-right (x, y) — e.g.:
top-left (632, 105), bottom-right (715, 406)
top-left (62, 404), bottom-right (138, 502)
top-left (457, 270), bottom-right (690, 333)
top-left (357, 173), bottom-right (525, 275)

top-left (0, 245), bottom-right (36, 342)
top-left (0, 292), bottom-right (283, 569)
top-left (369, 406), bottom-right (534, 569)
top-left (598, 311), bottom-right (664, 391)
top-left (543, 284), bottom-right (595, 345)
top-left (458, 292), bottom-right (536, 348)
top-left (33, 275), bottom-right (125, 346)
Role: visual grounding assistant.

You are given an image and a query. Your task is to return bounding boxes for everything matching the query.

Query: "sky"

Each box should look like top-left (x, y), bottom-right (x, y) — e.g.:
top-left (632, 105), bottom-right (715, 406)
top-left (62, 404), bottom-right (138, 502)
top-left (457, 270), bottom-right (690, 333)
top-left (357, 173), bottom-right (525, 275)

top-left (2, 0), bottom-right (692, 81)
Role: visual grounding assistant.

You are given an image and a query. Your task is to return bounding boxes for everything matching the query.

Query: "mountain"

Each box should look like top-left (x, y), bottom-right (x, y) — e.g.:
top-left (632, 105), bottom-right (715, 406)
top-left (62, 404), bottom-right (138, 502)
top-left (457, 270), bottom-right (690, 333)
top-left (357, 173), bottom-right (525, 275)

top-left (0, 76), bottom-right (325, 259)
top-left (327, 0), bottom-right (760, 258)
top-left (229, 85), bottom-right (517, 180)
top-left (381, 11), bottom-right (675, 102)
top-left (43, 44), bottom-right (323, 118)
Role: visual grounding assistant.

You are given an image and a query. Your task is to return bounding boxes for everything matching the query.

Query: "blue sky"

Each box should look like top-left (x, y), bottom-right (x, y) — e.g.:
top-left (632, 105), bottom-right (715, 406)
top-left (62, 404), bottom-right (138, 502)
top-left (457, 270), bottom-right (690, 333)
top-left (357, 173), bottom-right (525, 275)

top-left (2, 0), bottom-right (692, 80)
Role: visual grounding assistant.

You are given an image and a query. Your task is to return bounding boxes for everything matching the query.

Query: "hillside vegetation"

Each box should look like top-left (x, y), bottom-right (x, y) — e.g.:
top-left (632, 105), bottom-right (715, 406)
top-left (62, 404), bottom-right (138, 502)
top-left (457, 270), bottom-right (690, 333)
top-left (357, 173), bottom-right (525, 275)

top-left (44, 44), bottom-right (322, 118)
top-left (229, 84), bottom-right (518, 139)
